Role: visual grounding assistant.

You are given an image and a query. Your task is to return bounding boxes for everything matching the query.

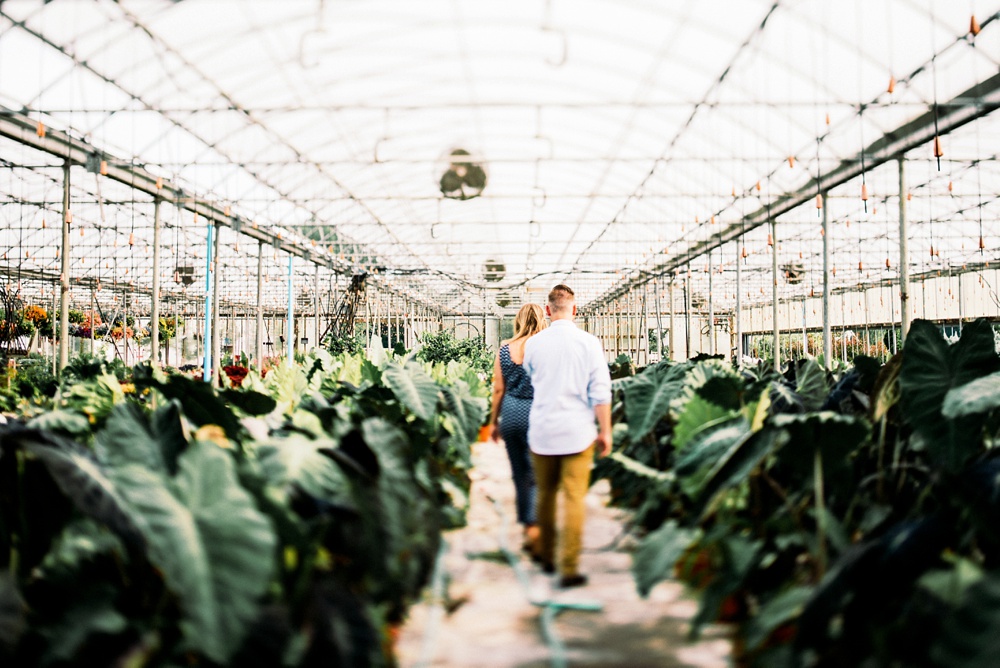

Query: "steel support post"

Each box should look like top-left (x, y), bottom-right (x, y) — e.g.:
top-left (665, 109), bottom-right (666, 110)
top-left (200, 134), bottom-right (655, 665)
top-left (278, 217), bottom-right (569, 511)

top-left (211, 227), bottom-right (221, 387)
top-left (314, 264), bottom-right (320, 351)
top-left (668, 278), bottom-right (675, 361)
top-left (771, 219), bottom-right (780, 372)
top-left (256, 241), bottom-right (264, 371)
top-left (898, 157), bottom-right (910, 342)
top-left (202, 222), bottom-right (214, 383)
top-left (287, 254), bottom-right (294, 364)
top-left (736, 241), bottom-right (743, 362)
top-left (150, 197), bottom-right (162, 365)
top-left (684, 268), bottom-right (691, 359)
top-left (708, 257), bottom-right (715, 356)
top-left (58, 162), bottom-right (71, 372)
top-left (822, 193), bottom-right (832, 369)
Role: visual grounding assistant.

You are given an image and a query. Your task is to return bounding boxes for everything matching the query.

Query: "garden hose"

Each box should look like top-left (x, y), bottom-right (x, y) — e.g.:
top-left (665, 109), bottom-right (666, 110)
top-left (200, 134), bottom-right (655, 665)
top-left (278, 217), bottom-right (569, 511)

top-left (485, 492), bottom-right (603, 668)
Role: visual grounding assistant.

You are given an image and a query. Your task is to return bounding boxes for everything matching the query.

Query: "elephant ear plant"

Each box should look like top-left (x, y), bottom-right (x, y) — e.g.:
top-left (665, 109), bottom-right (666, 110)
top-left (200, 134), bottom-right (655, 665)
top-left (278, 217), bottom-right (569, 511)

top-left (599, 319), bottom-right (1000, 667)
top-left (0, 350), bottom-right (486, 667)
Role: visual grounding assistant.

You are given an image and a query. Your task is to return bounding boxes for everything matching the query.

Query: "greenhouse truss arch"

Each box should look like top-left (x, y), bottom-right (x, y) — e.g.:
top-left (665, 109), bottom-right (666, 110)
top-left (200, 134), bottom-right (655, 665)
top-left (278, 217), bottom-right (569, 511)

top-left (0, 0), bottom-right (998, 371)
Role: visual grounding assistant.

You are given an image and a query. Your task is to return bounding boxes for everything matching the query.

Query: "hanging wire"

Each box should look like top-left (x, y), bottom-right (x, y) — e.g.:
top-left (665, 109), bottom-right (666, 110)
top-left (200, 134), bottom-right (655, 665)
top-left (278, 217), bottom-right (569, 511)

top-left (929, 0), bottom-right (943, 170)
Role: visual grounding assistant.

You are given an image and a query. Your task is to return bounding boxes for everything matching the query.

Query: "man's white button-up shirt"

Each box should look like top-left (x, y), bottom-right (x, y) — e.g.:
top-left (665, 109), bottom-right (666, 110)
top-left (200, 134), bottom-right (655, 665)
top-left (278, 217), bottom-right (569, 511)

top-left (523, 320), bottom-right (612, 456)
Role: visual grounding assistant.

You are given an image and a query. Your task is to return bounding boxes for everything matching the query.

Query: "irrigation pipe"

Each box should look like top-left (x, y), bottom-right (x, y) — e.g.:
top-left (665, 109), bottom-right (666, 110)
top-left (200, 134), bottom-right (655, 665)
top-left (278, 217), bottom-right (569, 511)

top-left (485, 492), bottom-right (603, 668)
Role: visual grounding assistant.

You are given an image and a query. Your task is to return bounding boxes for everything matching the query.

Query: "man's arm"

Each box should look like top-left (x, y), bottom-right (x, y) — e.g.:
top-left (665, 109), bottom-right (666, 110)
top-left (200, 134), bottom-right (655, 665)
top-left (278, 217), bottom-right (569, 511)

top-left (588, 337), bottom-right (613, 457)
top-left (593, 402), bottom-right (612, 457)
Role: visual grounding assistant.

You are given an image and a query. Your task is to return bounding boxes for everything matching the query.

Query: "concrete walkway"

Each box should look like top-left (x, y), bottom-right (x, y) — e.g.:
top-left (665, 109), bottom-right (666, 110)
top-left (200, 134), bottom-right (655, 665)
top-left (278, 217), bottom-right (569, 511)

top-left (396, 441), bottom-right (733, 668)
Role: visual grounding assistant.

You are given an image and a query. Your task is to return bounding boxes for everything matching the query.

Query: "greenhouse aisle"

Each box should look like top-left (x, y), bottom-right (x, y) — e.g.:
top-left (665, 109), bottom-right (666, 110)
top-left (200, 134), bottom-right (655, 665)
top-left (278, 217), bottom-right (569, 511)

top-left (396, 441), bottom-right (732, 668)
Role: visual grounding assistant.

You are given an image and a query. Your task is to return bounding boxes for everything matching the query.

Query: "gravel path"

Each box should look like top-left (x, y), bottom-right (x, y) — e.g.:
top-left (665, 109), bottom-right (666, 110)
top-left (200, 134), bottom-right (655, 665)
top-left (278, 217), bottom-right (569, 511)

top-left (396, 441), bottom-right (733, 668)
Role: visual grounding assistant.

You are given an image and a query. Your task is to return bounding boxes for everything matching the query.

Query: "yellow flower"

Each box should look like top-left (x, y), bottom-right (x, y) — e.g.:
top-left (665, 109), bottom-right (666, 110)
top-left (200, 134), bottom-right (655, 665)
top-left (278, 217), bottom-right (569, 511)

top-left (194, 424), bottom-right (231, 449)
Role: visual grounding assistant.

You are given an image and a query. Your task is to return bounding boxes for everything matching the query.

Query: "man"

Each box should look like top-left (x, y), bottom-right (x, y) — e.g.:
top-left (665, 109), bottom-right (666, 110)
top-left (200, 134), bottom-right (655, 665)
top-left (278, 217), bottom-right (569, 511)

top-left (523, 284), bottom-right (612, 588)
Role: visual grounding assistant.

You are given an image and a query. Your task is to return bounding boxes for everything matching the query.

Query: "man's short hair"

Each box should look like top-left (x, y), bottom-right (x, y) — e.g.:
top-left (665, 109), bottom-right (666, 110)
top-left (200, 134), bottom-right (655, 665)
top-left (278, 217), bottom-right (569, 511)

top-left (548, 284), bottom-right (575, 313)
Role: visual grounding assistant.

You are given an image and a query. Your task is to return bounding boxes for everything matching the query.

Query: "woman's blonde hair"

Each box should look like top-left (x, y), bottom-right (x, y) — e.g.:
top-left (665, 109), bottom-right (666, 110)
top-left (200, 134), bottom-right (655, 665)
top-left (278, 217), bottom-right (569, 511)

top-left (512, 303), bottom-right (547, 340)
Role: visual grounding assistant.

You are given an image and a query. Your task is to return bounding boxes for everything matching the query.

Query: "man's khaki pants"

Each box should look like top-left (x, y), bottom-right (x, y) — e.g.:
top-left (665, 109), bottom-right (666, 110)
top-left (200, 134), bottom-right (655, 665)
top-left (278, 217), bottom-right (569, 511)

top-left (531, 444), bottom-right (594, 577)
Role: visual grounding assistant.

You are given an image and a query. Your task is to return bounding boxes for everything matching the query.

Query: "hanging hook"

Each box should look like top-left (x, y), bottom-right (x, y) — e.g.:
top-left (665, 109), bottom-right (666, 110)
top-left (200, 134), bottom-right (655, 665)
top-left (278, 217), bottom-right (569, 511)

top-left (541, 0), bottom-right (567, 67)
top-left (532, 187), bottom-right (547, 209)
top-left (298, 0), bottom-right (327, 69)
top-left (542, 25), bottom-right (568, 67)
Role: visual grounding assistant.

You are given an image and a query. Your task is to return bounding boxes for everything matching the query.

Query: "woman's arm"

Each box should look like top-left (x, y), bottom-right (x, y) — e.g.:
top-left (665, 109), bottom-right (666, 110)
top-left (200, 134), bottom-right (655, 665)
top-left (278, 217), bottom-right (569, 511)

top-left (488, 351), bottom-right (505, 441)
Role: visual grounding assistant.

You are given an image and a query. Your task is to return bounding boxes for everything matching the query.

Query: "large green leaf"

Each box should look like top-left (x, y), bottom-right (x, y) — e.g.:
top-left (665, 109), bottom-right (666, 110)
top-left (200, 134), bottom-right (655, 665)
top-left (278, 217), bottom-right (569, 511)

top-left (113, 442), bottom-right (277, 663)
top-left (382, 361), bottom-right (440, 422)
top-left (0, 574), bottom-right (24, 656)
top-left (622, 363), bottom-right (688, 442)
top-left (673, 395), bottom-right (739, 451)
top-left (95, 401), bottom-right (186, 475)
top-left (221, 388), bottom-right (278, 416)
top-left (931, 571), bottom-right (1000, 668)
top-left (15, 430), bottom-right (143, 548)
top-left (39, 584), bottom-right (127, 663)
top-left (26, 409), bottom-right (91, 438)
top-left (900, 319), bottom-right (1000, 471)
top-left (695, 426), bottom-right (789, 519)
top-left (633, 520), bottom-right (700, 597)
top-left (743, 586), bottom-right (813, 651)
top-left (671, 361), bottom-right (739, 419)
top-left (135, 369), bottom-right (243, 441)
top-left (440, 380), bottom-right (487, 446)
top-left (771, 412), bottom-right (870, 493)
top-left (942, 371), bottom-right (1000, 419)
top-left (256, 434), bottom-right (354, 509)
top-left (795, 359), bottom-right (829, 412)
top-left (675, 416), bottom-right (751, 497)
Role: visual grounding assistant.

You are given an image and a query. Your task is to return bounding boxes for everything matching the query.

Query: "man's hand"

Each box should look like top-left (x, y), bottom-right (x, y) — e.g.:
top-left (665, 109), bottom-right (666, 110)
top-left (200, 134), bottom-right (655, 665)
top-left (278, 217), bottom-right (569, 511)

top-left (593, 404), bottom-right (613, 458)
top-left (594, 430), bottom-right (613, 458)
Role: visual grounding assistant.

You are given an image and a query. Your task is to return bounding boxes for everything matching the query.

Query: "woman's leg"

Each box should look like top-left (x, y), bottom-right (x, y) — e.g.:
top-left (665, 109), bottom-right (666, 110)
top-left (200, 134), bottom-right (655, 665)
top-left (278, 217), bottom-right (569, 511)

top-left (504, 435), bottom-right (537, 525)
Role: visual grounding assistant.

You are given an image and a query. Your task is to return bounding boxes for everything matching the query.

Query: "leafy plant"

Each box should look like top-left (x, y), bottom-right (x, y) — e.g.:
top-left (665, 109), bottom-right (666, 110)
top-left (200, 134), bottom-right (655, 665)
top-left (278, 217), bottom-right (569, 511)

top-left (415, 329), bottom-right (493, 377)
top-left (0, 349), bottom-right (486, 666)
top-left (601, 319), bottom-right (1000, 666)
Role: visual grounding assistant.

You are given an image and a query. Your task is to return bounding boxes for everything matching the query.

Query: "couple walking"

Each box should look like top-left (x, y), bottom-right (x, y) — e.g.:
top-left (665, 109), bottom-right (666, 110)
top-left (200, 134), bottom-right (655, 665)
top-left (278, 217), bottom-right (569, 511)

top-left (488, 284), bottom-right (613, 588)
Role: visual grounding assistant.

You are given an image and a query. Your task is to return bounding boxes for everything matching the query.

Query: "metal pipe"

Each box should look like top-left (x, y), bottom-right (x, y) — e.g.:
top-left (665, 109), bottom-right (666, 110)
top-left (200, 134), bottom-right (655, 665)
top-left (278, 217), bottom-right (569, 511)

top-left (653, 277), bottom-right (663, 360)
top-left (256, 241), bottom-right (264, 371)
top-left (736, 243), bottom-right (743, 363)
top-left (822, 192), bottom-right (832, 369)
top-left (802, 299), bottom-right (808, 356)
top-left (202, 222), bottom-right (214, 383)
top-left (957, 272), bottom-right (964, 333)
top-left (708, 256), bottom-right (715, 356)
top-left (287, 253), bottom-right (294, 364)
top-left (150, 197), bottom-right (162, 365)
top-left (668, 278), bottom-right (675, 361)
top-left (898, 157), bottom-right (910, 342)
top-left (684, 267), bottom-right (691, 359)
top-left (771, 220), bottom-right (780, 371)
top-left (211, 226), bottom-right (221, 387)
top-left (89, 289), bottom-right (95, 356)
top-left (58, 161), bottom-right (71, 373)
top-left (314, 264), bottom-right (320, 350)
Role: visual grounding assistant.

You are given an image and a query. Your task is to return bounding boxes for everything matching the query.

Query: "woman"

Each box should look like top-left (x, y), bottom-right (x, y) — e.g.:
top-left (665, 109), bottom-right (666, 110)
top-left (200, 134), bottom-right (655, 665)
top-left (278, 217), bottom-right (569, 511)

top-left (489, 303), bottom-right (547, 552)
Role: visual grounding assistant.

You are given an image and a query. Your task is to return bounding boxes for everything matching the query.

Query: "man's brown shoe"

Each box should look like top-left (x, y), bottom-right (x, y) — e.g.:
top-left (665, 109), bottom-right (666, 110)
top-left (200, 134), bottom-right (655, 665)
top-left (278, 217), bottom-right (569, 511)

top-left (559, 574), bottom-right (588, 588)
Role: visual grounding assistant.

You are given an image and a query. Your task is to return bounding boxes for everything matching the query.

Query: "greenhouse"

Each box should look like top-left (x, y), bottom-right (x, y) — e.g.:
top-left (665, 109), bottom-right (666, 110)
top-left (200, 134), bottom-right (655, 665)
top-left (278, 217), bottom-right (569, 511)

top-left (1, 1), bottom-right (1000, 666)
